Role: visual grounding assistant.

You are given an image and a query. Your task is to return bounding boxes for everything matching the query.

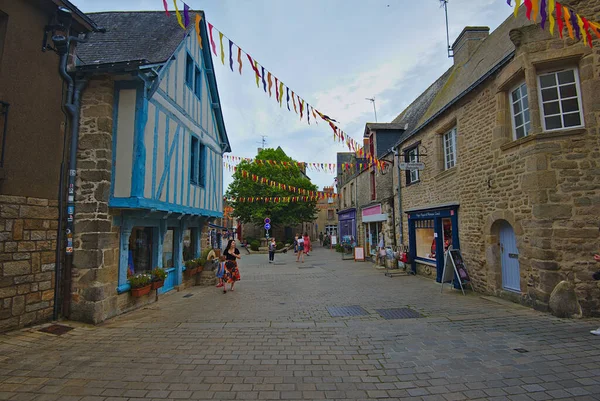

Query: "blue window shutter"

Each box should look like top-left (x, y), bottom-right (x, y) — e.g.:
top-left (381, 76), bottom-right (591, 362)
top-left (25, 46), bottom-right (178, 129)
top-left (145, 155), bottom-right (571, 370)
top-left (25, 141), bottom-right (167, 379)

top-left (199, 144), bottom-right (206, 187)
top-left (190, 136), bottom-right (198, 184)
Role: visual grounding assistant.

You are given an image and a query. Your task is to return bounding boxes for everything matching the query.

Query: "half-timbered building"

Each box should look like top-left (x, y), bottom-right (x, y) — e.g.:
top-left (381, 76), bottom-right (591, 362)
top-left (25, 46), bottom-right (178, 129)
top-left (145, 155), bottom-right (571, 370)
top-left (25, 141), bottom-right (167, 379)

top-left (67, 11), bottom-right (230, 323)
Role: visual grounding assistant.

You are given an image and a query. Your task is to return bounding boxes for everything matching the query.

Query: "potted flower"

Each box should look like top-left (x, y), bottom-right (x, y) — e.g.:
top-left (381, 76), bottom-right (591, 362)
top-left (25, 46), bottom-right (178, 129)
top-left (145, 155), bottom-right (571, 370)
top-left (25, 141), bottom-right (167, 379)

top-left (129, 273), bottom-right (152, 297)
top-left (196, 248), bottom-right (211, 273)
top-left (184, 259), bottom-right (198, 278)
top-left (151, 267), bottom-right (167, 290)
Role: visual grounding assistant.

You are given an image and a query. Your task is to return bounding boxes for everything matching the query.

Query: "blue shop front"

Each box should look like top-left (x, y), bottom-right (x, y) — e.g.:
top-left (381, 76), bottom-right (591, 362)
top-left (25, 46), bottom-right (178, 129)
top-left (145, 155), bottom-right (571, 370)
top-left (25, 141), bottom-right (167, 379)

top-left (337, 208), bottom-right (357, 244)
top-left (406, 203), bottom-right (460, 282)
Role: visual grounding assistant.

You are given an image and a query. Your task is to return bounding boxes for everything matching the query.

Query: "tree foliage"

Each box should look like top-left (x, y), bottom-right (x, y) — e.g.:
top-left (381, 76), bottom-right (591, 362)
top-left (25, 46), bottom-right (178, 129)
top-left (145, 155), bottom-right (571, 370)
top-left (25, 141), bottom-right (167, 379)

top-left (225, 148), bottom-right (318, 227)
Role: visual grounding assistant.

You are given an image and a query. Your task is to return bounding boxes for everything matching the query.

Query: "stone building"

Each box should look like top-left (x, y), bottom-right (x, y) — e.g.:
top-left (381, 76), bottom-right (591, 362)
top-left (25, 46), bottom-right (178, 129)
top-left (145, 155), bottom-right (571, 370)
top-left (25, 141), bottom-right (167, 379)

top-left (384, 3), bottom-right (600, 315)
top-left (314, 186), bottom-right (337, 240)
top-left (336, 124), bottom-right (403, 257)
top-left (65, 11), bottom-right (230, 324)
top-left (0, 1), bottom-right (98, 332)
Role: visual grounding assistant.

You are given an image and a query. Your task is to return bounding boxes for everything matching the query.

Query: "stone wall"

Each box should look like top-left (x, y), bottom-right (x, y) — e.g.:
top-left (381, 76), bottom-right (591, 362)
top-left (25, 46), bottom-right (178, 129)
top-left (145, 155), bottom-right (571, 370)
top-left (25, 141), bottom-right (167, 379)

top-left (394, 5), bottom-right (600, 315)
top-left (0, 196), bottom-right (58, 332)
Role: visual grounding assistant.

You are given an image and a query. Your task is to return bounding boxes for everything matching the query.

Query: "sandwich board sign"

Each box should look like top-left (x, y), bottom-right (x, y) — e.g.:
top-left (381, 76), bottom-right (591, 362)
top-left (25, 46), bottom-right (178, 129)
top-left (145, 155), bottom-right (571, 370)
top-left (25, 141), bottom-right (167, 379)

top-left (441, 246), bottom-right (473, 295)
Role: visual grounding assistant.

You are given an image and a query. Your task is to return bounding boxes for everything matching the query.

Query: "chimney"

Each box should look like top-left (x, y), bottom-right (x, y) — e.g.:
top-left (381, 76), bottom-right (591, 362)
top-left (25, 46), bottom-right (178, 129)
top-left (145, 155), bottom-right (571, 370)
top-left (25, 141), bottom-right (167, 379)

top-left (452, 26), bottom-right (489, 65)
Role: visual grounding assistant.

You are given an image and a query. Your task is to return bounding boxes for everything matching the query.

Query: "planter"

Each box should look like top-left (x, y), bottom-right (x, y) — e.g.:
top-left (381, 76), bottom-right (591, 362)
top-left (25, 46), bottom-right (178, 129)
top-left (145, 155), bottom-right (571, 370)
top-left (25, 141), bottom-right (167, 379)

top-left (151, 280), bottom-right (164, 290)
top-left (131, 285), bottom-right (151, 297)
top-left (184, 267), bottom-right (198, 278)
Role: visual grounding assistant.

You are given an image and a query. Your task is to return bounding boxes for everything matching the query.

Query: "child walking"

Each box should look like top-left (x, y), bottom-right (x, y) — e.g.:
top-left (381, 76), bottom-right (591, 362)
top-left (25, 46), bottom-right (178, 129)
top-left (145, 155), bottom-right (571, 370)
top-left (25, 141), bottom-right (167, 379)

top-left (215, 255), bottom-right (226, 288)
top-left (268, 238), bottom-right (276, 263)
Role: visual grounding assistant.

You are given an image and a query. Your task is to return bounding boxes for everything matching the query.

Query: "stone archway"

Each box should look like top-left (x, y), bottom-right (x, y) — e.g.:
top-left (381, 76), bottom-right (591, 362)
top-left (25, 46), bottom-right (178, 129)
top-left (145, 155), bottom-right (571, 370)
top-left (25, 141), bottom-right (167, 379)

top-left (484, 211), bottom-right (524, 300)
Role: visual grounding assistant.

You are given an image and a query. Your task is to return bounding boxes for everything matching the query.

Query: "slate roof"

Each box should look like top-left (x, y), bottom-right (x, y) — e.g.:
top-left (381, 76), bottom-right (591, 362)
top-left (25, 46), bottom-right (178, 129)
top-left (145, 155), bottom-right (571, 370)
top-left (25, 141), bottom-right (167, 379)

top-left (387, 8), bottom-right (533, 151)
top-left (76, 11), bottom-right (199, 65)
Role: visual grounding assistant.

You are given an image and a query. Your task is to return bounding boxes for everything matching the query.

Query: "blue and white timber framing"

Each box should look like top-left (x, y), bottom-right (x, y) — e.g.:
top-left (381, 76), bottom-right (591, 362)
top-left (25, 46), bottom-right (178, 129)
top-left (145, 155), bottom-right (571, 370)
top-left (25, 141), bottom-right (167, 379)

top-left (110, 15), bottom-right (230, 293)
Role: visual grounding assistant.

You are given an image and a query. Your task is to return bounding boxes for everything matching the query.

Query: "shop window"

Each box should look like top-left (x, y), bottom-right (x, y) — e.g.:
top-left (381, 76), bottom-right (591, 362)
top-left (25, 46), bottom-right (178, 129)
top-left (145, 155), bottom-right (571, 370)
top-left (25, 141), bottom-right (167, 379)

top-left (510, 82), bottom-right (531, 140)
top-left (183, 228), bottom-right (196, 261)
top-left (404, 146), bottom-right (419, 185)
top-left (442, 218), bottom-right (453, 252)
top-left (443, 127), bottom-right (457, 170)
top-left (163, 229), bottom-right (175, 268)
top-left (128, 227), bottom-right (154, 275)
top-left (185, 54), bottom-right (194, 88)
top-left (538, 68), bottom-right (584, 131)
top-left (415, 219), bottom-right (435, 261)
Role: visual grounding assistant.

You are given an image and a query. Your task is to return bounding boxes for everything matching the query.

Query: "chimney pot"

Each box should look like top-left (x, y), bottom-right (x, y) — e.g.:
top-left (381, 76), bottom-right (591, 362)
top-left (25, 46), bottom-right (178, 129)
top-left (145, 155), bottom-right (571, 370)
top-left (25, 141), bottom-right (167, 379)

top-left (452, 26), bottom-right (490, 65)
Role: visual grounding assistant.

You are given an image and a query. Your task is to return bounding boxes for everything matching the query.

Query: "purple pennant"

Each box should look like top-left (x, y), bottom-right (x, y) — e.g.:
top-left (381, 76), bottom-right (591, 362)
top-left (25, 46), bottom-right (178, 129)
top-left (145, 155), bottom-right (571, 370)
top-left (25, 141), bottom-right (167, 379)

top-left (540, 0), bottom-right (547, 29)
top-left (228, 40), bottom-right (234, 72)
top-left (507, 0), bottom-right (511, 4)
top-left (571, 10), bottom-right (580, 39)
top-left (286, 87), bottom-right (290, 110)
top-left (183, 3), bottom-right (190, 27)
top-left (261, 67), bottom-right (266, 92)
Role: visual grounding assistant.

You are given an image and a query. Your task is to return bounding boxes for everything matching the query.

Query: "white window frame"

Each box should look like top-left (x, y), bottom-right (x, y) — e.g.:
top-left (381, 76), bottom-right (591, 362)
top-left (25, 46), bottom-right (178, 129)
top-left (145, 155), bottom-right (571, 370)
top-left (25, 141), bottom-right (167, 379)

top-left (509, 82), bottom-right (531, 140)
top-left (443, 127), bottom-right (457, 170)
top-left (407, 147), bottom-right (419, 183)
top-left (537, 67), bottom-right (584, 132)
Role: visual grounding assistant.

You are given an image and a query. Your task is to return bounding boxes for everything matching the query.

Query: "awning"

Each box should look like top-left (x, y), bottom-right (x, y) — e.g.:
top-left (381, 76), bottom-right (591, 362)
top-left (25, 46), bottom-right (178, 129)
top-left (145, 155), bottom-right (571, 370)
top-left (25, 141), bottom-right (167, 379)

top-left (208, 223), bottom-right (229, 229)
top-left (362, 213), bottom-right (388, 223)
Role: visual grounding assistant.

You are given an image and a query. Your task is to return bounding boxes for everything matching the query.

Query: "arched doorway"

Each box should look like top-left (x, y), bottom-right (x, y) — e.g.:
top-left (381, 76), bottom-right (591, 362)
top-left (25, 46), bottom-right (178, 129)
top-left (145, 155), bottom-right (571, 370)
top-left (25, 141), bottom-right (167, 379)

top-left (498, 221), bottom-right (520, 292)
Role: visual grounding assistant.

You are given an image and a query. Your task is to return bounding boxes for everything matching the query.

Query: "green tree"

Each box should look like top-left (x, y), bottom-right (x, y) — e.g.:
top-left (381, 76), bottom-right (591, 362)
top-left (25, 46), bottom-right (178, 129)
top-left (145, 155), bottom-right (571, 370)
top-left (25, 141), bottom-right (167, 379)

top-left (225, 148), bottom-right (318, 227)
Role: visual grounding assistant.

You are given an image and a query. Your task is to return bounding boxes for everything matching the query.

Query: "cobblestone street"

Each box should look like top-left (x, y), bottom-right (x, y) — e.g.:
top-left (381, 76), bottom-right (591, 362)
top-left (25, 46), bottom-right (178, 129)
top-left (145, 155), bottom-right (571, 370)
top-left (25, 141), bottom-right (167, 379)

top-left (1, 247), bottom-right (600, 401)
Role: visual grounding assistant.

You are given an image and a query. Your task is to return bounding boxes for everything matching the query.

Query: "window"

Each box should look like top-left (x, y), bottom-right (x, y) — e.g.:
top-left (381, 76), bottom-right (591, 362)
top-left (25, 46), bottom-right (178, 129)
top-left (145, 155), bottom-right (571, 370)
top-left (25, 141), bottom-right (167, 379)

top-left (510, 83), bottom-right (531, 139)
top-left (190, 136), bottom-right (198, 184)
top-left (183, 228), bottom-right (196, 261)
top-left (189, 136), bottom-right (206, 187)
top-left (538, 68), bottom-right (584, 131)
top-left (163, 229), bottom-right (174, 268)
top-left (350, 183), bottom-right (354, 204)
top-left (443, 127), bottom-right (457, 170)
top-left (185, 54), bottom-right (194, 88)
top-left (370, 171), bottom-right (376, 200)
top-left (327, 210), bottom-right (334, 220)
top-left (194, 66), bottom-right (202, 98)
top-left (128, 227), bottom-right (154, 274)
top-left (415, 220), bottom-right (435, 261)
top-left (0, 11), bottom-right (7, 67)
top-left (404, 146), bottom-right (419, 185)
top-left (343, 188), bottom-right (347, 207)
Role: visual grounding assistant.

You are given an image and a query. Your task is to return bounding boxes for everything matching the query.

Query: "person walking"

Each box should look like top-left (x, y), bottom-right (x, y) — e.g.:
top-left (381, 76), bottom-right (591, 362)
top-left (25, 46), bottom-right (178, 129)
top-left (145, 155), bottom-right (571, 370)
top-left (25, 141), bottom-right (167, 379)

top-left (223, 239), bottom-right (241, 293)
top-left (293, 234), bottom-right (299, 254)
top-left (268, 238), bottom-right (276, 263)
top-left (296, 234), bottom-right (305, 263)
top-left (319, 232), bottom-right (324, 246)
top-left (303, 232), bottom-right (312, 256)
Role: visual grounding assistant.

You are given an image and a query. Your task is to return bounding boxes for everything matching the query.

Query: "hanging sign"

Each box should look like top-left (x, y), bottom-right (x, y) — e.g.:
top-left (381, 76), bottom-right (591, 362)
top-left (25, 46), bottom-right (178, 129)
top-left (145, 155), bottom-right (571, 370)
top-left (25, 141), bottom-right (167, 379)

top-left (399, 162), bottom-right (425, 171)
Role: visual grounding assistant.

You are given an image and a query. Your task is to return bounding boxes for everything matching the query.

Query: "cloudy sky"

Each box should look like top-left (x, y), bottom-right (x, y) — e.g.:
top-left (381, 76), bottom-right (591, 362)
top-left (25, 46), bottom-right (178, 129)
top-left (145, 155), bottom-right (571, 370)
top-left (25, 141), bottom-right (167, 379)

top-left (76, 0), bottom-right (514, 191)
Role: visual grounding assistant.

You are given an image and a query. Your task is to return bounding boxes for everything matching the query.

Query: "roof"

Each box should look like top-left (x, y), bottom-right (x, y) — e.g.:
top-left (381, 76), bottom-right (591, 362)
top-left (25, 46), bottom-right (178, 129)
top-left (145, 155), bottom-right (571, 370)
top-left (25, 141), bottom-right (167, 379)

top-left (364, 123), bottom-right (406, 137)
top-left (388, 9), bottom-right (533, 151)
top-left (76, 11), bottom-right (196, 65)
top-left (77, 10), bottom-right (231, 153)
top-left (51, 0), bottom-right (101, 32)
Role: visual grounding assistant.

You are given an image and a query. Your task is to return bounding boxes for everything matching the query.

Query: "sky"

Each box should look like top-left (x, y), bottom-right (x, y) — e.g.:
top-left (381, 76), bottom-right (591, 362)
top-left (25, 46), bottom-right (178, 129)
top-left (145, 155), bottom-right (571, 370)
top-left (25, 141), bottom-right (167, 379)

top-left (75, 0), bottom-right (514, 192)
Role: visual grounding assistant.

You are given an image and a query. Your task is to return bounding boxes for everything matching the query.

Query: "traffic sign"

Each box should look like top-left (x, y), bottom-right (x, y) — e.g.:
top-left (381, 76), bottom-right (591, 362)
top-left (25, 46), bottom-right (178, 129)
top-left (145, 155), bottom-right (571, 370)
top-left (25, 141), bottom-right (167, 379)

top-left (399, 162), bottom-right (425, 171)
top-left (264, 223), bottom-right (271, 230)
top-left (264, 218), bottom-right (271, 224)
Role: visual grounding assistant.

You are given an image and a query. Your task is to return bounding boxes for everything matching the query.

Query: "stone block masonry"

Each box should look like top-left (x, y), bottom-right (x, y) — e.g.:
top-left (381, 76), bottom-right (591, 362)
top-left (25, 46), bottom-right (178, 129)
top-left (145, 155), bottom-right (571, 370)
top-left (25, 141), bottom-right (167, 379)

top-left (0, 195), bottom-right (58, 333)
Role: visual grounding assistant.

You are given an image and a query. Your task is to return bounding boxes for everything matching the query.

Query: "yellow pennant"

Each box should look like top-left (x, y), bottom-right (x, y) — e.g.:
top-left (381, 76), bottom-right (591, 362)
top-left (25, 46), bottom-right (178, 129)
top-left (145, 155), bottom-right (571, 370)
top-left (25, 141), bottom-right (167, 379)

top-left (219, 32), bottom-right (225, 65)
top-left (514, 0), bottom-right (521, 18)
top-left (279, 82), bottom-right (284, 106)
top-left (254, 60), bottom-right (260, 87)
top-left (195, 14), bottom-right (202, 48)
top-left (576, 14), bottom-right (586, 46)
top-left (548, 0), bottom-right (555, 34)
top-left (173, 0), bottom-right (186, 30)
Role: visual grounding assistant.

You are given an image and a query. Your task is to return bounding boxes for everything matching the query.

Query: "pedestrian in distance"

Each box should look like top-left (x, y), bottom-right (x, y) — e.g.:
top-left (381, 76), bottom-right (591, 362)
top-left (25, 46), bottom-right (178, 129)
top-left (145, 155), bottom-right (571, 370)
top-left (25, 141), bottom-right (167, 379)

top-left (303, 232), bottom-right (312, 256)
top-left (296, 234), bottom-right (305, 263)
top-left (223, 239), bottom-right (241, 293)
top-left (293, 234), bottom-right (298, 254)
top-left (591, 253), bottom-right (600, 335)
top-left (215, 255), bottom-right (226, 288)
top-left (319, 232), bottom-right (324, 246)
top-left (268, 237), bottom-right (276, 263)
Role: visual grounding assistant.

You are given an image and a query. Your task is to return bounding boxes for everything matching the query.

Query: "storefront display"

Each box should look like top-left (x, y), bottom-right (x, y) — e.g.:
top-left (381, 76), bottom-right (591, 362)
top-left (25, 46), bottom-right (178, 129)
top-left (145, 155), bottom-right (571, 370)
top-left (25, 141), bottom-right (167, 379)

top-left (128, 227), bottom-right (154, 275)
top-left (337, 209), bottom-right (356, 240)
top-left (362, 204), bottom-right (387, 259)
top-left (407, 204), bottom-right (460, 283)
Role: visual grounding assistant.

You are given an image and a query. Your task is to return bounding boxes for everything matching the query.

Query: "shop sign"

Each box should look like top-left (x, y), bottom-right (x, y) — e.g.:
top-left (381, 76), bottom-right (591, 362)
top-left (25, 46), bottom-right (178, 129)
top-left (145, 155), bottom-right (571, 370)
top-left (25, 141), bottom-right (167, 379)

top-left (362, 204), bottom-right (381, 218)
top-left (411, 210), bottom-right (442, 219)
top-left (338, 210), bottom-right (356, 220)
top-left (399, 162), bottom-right (425, 170)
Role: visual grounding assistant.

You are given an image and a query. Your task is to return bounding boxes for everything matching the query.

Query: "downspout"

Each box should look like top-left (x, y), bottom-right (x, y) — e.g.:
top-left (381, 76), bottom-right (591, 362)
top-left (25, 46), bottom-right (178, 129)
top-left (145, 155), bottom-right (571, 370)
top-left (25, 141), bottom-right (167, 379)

top-left (393, 146), bottom-right (403, 245)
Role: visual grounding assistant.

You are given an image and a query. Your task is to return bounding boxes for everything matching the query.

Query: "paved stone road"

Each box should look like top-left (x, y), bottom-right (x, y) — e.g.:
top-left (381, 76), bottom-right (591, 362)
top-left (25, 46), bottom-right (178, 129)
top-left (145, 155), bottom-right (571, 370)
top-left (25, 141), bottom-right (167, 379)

top-left (1, 247), bottom-right (600, 401)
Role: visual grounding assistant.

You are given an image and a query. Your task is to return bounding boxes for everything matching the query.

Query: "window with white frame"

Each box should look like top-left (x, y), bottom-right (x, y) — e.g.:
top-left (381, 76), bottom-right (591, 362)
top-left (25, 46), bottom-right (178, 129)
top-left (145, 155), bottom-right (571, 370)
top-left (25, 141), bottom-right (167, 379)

top-left (407, 147), bottom-right (419, 183)
top-left (538, 68), bottom-right (584, 131)
top-left (443, 127), bottom-right (457, 170)
top-left (510, 82), bottom-right (531, 139)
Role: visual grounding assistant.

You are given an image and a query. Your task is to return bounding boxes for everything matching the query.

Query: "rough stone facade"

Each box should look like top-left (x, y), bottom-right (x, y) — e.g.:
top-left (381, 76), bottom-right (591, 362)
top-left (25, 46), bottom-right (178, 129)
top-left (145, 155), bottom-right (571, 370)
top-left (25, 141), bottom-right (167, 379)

top-left (393, 2), bottom-right (600, 315)
top-left (70, 76), bottom-right (157, 324)
top-left (0, 196), bottom-right (58, 332)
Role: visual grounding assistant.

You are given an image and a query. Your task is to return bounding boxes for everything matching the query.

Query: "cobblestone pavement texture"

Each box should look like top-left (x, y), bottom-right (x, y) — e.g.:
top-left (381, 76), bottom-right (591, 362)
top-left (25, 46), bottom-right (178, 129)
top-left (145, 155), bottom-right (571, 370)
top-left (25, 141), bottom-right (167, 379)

top-left (1, 247), bottom-right (600, 401)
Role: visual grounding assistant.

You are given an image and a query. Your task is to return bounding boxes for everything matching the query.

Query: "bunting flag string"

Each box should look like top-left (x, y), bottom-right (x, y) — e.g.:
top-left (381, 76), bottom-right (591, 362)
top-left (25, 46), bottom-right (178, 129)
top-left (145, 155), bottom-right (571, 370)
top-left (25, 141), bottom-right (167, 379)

top-left (161, 1), bottom-right (386, 166)
top-left (509, 0), bottom-right (600, 48)
top-left (237, 170), bottom-right (338, 198)
top-left (222, 155), bottom-right (389, 174)
top-left (226, 196), bottom-right (321, 203)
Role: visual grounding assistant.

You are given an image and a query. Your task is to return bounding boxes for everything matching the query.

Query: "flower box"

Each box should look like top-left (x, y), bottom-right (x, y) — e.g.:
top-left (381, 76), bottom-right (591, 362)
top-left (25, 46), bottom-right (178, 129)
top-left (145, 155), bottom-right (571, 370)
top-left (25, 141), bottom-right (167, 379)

top-left (131, 284), bottom-right (151, 297)
top-left (151, 280), bottom-right (164, 290)
top-left (184, 267), bottom-right (198, 278)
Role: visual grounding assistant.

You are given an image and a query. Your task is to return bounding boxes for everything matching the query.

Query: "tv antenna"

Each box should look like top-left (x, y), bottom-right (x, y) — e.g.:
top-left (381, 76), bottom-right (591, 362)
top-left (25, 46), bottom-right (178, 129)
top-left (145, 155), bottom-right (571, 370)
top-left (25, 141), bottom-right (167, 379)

top-left (440, 0), bottom-right (453, 58)
top-left (365, 97), bottom-right (378, 122)
top-left (257, 135), bottom-right (267, 149)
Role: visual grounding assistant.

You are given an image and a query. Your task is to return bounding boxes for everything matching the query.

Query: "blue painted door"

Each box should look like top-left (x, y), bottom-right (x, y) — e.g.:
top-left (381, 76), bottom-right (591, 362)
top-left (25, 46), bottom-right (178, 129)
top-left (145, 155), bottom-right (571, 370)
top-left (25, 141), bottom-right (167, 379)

top-left (159, 267), bottom-right (176, 294)
top-left (499, 222), bottom-right (520, 292)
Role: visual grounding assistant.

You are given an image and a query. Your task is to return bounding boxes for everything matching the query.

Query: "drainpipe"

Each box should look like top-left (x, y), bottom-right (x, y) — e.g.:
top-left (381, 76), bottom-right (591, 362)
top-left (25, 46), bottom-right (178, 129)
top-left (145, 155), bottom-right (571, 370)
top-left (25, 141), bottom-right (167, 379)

top-left (393, 146), bottom-right (404, 245)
